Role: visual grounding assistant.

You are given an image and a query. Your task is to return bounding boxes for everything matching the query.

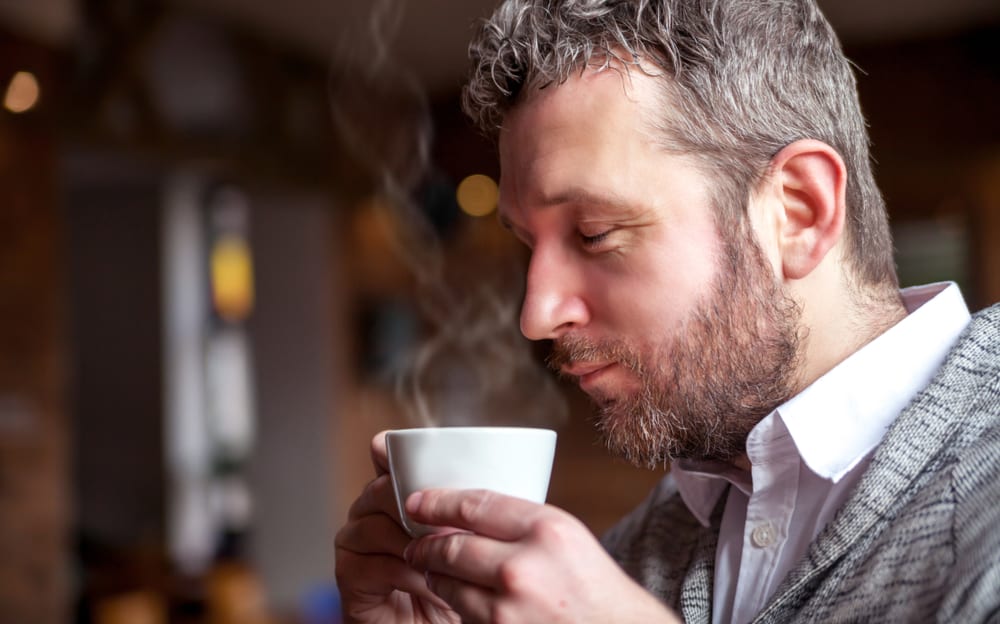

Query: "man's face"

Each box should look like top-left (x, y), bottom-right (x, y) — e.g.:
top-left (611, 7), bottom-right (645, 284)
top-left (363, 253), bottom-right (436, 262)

top-left (498, 67), bottom-right (802, 466)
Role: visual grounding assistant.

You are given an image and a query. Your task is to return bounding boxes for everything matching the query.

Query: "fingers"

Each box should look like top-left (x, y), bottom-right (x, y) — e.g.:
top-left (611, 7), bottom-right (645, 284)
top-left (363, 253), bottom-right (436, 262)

top-left (405, 531), bottom-right (513, 589)
top-left (336, 548), bottom-right (422, 595)
top-left (335, 547), bottom-right (445, 607)
top-left (338, 433), bottom-right (473, 623)
top-left (336, 495), bottom-right (455, 618)
top-left (370, 431), bottom-right (390, 476)
top-left (406, 489), bottom-right (543, 541)
top-left (337, 511), bottom-right (411, 559)
top-left (424, 572), bottom-right (497, 624)
top-left (348, 474), bottom-right (399, 522)
top-left (341, 473), bottom-right (410, 559)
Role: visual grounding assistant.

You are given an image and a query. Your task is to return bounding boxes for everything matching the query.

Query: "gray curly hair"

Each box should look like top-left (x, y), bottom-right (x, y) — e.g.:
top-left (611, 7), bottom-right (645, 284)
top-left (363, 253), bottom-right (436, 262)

top-left (462, 0), bottom-right (897, 291)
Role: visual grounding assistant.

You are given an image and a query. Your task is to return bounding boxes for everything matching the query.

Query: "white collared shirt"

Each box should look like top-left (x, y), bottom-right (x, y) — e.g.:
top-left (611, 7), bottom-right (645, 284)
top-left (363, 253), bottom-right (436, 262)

top-left (672, 282), bottom-right (971, 624)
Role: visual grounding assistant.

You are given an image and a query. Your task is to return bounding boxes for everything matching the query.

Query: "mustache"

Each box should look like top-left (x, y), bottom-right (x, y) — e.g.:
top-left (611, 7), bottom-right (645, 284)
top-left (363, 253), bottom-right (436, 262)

top-left (545, 335), bottom-right (644, 377)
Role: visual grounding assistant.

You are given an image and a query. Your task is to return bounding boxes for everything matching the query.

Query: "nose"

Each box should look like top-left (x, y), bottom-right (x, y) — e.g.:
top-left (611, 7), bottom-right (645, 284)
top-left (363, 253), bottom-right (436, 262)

top-left (519, 246), bottom-right (590, 341)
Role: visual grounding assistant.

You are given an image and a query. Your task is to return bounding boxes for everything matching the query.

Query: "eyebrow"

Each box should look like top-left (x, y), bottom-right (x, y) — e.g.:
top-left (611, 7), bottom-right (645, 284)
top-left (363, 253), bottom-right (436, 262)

top-left (498, 186), bottom-right (647, 231)
top-left (538, 187), bottom-right (643, 212)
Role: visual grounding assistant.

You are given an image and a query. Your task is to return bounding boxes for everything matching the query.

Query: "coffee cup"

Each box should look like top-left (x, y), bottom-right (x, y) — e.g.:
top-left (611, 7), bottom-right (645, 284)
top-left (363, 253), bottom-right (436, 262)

top-left (385, 426), bottom-right (557, 537)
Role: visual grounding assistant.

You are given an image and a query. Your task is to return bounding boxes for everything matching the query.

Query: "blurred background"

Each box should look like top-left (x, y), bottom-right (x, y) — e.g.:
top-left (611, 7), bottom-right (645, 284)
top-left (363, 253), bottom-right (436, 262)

top-left (0, 0), bottom-right (998, 622)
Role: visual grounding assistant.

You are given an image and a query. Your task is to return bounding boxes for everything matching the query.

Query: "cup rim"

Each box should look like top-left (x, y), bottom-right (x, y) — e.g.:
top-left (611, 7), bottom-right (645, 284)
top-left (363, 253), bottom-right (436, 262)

top-left (386, 426), bottom-right (556, 437)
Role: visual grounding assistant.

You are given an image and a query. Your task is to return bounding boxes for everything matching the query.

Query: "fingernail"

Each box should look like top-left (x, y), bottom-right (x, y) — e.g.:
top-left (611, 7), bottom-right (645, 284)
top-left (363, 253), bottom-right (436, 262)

top-left (403, 539), bottom-right (415, 563)
top-left (405, 491), bottom-right (423, 514)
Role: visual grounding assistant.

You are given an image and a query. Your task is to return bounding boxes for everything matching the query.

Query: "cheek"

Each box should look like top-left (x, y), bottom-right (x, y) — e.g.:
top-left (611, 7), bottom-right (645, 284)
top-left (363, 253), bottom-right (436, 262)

top-left (646, 230), bottom-right (719, 305)
top-left (585, 244), bottom-right (717, 336)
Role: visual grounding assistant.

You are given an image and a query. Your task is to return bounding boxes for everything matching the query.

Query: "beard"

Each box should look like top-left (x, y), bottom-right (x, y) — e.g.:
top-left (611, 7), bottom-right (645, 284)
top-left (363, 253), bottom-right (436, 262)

top-left (547, 221), bottom-right (803, 468)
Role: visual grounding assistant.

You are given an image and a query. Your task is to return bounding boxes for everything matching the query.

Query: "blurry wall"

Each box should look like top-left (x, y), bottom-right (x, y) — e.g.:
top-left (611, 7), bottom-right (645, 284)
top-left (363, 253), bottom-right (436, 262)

top-left (65, 148), bottom-right (165, 558)
top-left (247, 191), bottom-right (338, 611)
top-left (0, 30), bottom-right (68, 624)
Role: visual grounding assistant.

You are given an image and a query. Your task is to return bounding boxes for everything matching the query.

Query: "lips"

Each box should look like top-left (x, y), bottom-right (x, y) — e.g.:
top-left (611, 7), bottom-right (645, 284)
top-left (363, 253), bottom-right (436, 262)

top-left (562, 361), bottom-right (611, 377)
top-left (561, 361), bottom-right (615, 389)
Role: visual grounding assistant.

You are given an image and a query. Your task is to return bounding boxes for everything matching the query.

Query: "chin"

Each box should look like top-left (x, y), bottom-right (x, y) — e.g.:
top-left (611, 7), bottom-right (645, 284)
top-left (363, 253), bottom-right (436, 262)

top-left (583, 378), bottom-right (641, 405)
top-left (585, 388), bottom-right (631, 412)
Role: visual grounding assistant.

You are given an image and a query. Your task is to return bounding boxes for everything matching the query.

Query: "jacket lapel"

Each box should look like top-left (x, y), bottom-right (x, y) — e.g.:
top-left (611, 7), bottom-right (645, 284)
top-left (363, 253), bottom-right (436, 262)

top-left (679, 492), bottom-right (726, 623)
top-left (754, 314), bottom-right (992, 620)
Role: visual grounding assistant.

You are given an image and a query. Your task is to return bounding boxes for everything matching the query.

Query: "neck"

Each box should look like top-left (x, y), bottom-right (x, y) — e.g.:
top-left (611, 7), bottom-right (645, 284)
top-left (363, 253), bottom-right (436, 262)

top-left (793, 274), bottom-right (907, 394)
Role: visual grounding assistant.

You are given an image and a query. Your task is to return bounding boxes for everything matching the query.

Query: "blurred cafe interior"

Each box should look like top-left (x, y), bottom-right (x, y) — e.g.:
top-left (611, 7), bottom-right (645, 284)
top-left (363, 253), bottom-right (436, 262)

top-left (0, 0), bottom-right (998, 622)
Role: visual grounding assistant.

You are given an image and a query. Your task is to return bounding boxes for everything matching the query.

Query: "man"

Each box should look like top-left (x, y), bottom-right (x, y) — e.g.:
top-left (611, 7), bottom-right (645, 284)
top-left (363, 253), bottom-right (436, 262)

top-left (335, 1), bottom-right (1000, 622)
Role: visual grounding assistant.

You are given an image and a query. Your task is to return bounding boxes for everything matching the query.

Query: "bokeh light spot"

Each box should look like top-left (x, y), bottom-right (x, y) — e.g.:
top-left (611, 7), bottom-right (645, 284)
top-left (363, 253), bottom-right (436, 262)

top-left (456, 174), bottom-right (498, 217)
top-left (4, 71), bottom-right (41, 114)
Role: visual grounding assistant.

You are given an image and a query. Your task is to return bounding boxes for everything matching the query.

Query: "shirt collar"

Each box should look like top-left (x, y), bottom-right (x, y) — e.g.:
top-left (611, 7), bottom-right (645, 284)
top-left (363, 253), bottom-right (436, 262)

top-left (673, 282), bottom-right (970, 526)
top-left (780, 281), bottom-right (969, 481)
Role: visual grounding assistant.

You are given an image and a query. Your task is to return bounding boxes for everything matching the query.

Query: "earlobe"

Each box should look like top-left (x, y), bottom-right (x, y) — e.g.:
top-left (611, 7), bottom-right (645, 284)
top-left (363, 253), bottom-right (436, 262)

top-left (770, 139), bottom-right (846, 280)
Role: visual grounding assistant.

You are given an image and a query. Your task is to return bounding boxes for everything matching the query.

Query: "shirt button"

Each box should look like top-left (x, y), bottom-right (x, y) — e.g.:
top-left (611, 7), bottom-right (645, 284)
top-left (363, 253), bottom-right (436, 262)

top-left (751, 523), bottom-right (777, 548)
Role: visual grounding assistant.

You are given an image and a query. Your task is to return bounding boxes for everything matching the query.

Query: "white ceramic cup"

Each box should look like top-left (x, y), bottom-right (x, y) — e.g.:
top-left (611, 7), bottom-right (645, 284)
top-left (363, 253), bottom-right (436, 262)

top-left (385, 426), bottom-right (557, 537)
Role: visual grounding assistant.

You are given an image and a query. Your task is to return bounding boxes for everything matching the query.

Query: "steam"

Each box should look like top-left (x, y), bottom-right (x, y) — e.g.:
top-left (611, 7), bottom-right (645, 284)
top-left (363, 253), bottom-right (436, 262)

top-left (329, 0), bottom-right (566, 428)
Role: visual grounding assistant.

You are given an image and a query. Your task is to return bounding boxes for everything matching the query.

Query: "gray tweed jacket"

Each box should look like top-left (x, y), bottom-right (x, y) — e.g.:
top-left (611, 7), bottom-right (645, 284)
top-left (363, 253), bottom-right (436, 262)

top-left (602, 304), bottom-right (1000, 623)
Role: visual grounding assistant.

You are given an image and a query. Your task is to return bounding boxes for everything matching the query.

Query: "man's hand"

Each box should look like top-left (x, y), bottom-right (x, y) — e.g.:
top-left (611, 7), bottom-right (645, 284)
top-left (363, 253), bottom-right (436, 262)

top-left (334, 432), bottom-right (460, 624)
top-left (402, 488), bottom-right (681, 624)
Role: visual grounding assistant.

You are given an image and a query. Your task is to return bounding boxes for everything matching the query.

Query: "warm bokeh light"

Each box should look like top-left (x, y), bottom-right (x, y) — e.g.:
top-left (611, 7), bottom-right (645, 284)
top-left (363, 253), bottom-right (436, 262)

top-left (456, 173), bottom-right (499, 217)
top-left (4, 71), bottom-right (41, 114)
top-left (210, 235), bottom-right (255, 322)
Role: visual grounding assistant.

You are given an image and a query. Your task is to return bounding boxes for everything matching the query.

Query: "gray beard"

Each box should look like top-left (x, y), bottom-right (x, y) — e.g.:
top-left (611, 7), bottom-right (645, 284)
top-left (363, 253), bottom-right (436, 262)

top-left (550, 222), bottom-right (803, 468)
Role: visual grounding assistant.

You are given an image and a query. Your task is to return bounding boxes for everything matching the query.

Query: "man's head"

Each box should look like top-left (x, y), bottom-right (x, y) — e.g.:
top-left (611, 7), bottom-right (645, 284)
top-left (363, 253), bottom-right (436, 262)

top-left (493, 66), bottom-right (804, 465)
top-left (465, 0), bottom-right (900, 465)
top-left (464, 0), bottom-right (897, 292)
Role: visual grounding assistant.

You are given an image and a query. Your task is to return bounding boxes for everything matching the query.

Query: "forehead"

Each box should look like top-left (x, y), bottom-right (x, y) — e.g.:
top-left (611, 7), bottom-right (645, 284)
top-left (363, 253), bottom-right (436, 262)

top-left (496, 66), bottom-right (675, 215)
top-left (500, 64), bottom-right (657, 150)
top-left (499, 69), bottom-right (655, 180)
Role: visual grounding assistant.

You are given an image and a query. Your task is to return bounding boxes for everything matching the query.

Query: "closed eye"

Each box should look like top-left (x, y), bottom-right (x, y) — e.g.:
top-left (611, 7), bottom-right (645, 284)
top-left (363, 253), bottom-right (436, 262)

top-left (580, 230), bottom-right (611, 248)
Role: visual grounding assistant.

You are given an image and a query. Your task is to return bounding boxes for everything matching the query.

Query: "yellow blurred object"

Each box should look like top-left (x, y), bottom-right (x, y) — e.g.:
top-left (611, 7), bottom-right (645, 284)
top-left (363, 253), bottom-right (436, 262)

top-left (207, 562), bottom-right (272, 624)
top-left (4, 71), bottom-right (40, 113)
top-left (94, 591), bottom-right (167, 624)
top-left (211, 235), bottom-right (255, 322)
top-left (456, 173), bottom-right (499, 217)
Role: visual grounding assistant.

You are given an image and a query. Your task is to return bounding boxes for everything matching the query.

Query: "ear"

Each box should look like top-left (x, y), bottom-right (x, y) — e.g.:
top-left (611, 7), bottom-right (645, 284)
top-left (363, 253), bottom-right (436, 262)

top-left (765, 139), bottom-right (847, 280)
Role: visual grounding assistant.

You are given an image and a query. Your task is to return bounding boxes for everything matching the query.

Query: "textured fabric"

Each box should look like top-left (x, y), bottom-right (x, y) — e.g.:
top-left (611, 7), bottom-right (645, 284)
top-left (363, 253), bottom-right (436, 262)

top-left (602, 303), bottom-right (1000, 623)
top-left (696, 282), bottom-right (970, 624)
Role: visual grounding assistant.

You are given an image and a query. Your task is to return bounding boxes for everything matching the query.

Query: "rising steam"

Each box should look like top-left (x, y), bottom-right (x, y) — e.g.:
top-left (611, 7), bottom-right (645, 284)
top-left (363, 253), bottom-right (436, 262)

top-left (329, 0), bottom-right (566, 428)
